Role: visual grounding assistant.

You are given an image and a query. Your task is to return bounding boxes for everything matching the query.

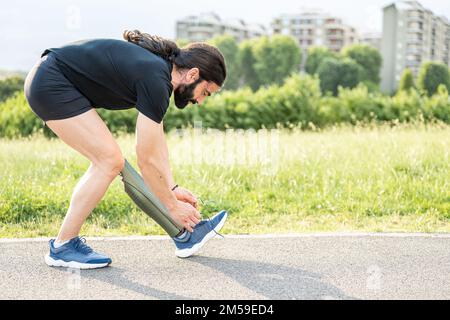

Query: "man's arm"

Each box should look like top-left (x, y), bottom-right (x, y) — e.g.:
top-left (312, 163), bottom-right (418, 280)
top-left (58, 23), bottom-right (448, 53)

top-left (135, 112), bottom-right (201, 232)
top-left (158, 120), bottom-right (199, 209)
top-left (135, 113), bottom-right (177, 211)
top-left (159, 121), bottom-right (176, 190)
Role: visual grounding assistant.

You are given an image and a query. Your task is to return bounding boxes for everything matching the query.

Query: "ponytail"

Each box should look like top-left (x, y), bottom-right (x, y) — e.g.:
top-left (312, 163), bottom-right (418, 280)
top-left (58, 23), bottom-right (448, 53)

top-left (123, 29), bottom-right (226, 87)
top-left (123, 30), bottom-right (180, 63)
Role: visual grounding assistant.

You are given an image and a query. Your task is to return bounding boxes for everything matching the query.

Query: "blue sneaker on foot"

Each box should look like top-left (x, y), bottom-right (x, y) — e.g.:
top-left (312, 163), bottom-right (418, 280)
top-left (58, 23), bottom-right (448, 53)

top-left (45, 236), bottom-right (112, 269)
top-left (173, 210), bottom-right (228, 258)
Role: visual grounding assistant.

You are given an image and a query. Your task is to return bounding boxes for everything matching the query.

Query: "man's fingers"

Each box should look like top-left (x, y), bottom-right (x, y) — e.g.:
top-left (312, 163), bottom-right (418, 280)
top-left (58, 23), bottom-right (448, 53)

top-left (183, 221), bottom-right (194, 233)
top-left (189, 216), bottom-right (200, 225)
top-left (184, 190), bottom-right (198, 206)
top-left (179, 198), bottom-right (197, 210)
top-left (191, 199), bottom-right (198, 209)
top-left (186, 189), bottom-right (196, 198)
top-left (185, 194), bottom-right (197, 206)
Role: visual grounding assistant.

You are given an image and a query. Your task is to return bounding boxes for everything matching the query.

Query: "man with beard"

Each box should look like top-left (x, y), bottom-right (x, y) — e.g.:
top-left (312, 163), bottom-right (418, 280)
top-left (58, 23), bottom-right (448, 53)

top-left (24, 30), bottom-right (227, 269)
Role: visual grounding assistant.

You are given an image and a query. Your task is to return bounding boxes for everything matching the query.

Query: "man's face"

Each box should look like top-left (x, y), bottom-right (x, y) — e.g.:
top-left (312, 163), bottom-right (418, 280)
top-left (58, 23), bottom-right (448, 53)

top-left (174, 77), bottom-right (221, 109)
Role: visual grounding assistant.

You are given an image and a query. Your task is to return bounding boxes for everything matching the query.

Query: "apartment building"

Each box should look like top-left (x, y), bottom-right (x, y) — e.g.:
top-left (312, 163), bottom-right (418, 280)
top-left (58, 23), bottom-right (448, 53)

top-left (381, 1), bottom-right (450, 93)
top-left (176, 12), bottom-right (267, 43)
top-left (360, 33), bottom-right (382, 51)
top-left (271, 10), bottom-right (359, 53)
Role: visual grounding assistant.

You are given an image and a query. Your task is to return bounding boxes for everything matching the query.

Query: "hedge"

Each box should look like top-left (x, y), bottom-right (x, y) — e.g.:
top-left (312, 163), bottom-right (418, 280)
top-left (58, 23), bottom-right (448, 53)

top-left (0, 74), bottom-right (449, 139)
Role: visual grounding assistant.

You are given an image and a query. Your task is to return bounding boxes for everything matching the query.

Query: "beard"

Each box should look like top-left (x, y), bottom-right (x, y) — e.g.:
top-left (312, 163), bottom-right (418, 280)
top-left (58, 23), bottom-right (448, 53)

top-left (174, 79), bottom-right (202, 109)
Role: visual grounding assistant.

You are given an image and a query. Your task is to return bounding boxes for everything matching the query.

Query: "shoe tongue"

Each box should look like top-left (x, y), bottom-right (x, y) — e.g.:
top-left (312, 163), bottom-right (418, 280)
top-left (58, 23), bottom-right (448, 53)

top-left (69, 236), bottom-right (81, 243)
top-left (72, 236), bottom-right (92, 253)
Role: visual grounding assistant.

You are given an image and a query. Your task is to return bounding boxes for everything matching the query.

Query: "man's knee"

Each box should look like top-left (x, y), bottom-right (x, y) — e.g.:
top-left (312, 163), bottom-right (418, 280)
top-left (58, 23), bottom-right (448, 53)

top-left (94, 148), bottom-right (125, 177)
top-left (112, 156), bottom-right (126, 175)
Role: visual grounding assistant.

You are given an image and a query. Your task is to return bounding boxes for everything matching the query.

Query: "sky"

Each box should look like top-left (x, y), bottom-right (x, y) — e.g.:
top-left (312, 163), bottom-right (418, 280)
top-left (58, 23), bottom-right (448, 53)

top-left (1, 0), bottom-right (450, 71)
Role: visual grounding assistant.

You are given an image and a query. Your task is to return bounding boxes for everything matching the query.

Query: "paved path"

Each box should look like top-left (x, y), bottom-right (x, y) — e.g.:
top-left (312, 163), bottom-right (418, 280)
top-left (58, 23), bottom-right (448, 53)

top-left (1, 233), bottom-right (450, 300)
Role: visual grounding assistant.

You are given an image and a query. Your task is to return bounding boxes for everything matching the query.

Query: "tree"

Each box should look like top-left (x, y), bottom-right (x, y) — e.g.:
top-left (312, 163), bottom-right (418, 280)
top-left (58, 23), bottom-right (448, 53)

top-left (317, 57), bottom-right (363, 96)
top-left (253, 35), bottom-right (302, 87)
top-left (398, 68), bottom-right (415, 92)
top-left (238, 39), bottom-right (260, 90)
top-left (342, 44), bottom-right (382, 85)
top-left (209, 35), bottom-right (241, 90)
top-left (417, 61), bottom-right (450, 96)
top-left (305, 47), bottom-right (337, 75)
top-left (0, 76), bottom-right (24, 103)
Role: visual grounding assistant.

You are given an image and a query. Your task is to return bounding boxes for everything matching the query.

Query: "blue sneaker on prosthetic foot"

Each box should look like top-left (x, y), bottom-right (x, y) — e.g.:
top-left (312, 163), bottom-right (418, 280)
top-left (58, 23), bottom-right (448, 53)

top-left (45, 236), bottom-right (112, 269)
top-left (173, 210), bottom-right (228, 258)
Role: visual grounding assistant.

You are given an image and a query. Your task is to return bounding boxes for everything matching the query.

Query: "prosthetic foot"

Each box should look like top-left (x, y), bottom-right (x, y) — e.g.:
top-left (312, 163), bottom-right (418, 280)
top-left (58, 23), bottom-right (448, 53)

top-left (119, 159), bottom-right (185, 238)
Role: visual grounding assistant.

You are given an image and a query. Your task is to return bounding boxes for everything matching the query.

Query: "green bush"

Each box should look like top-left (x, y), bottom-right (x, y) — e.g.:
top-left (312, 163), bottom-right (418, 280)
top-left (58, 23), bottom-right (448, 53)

top-left (248, 74), bottom-right (321, 129)
top-left (398, 68), bottom-right (415, 92)
top-left (341, 44), bottom-right (382, 84)
top-left (417, 62), bottom-right (450, 96)
top-left (422, 85), bottom-right (450, 123)
top-left (336, 85), bottom-right (385, 123)
top-left (0, 92), bottom-right (54, 138)
top-left (317, 57), bottom-right (364, 96)
top-left (97, 108), bottom-right (138, 134)
top-left (305, 47), bottom-right (337, 75)
top-left (389, 89), bottom-right (424, 122)
top-left (252, 35), bottom-right (302, 87)
top-left (238, 39), bottom-right (260, 91)
top-left (0, 76), bottom-right (24, 103)
top-left (1, 72), bottom-right (449, 139)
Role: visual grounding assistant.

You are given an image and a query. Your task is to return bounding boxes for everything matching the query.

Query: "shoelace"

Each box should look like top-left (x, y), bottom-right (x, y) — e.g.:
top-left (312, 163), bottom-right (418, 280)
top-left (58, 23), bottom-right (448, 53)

top-left (73, 236), bottom-right (93, 254)
top-left (199, 198), bottom-right (225, 239)
top-left (207, 216), bottom-right (225, 239)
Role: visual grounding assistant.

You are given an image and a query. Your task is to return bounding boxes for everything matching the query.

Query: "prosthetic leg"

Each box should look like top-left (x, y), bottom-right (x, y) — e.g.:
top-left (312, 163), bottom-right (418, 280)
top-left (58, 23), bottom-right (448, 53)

top-left (119, 159), bottom-right (184, 238)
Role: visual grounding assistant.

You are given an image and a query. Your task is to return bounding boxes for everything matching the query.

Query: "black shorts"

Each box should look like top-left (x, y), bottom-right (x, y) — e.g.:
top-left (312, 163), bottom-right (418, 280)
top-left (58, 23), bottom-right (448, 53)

top-left (24, 51), bottom-right (93, 122)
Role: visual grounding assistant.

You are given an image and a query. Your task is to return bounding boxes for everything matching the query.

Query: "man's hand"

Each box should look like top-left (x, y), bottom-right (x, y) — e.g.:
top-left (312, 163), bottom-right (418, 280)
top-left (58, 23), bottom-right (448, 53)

top-left (173, 187), bottom-right (198, 209)
top-left (169, 200), bottom-right (201, 233)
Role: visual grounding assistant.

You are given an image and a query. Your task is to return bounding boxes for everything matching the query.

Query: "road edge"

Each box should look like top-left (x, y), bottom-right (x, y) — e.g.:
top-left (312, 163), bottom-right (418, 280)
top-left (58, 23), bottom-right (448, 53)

top-left (2, 232), bottom-right (450, 243)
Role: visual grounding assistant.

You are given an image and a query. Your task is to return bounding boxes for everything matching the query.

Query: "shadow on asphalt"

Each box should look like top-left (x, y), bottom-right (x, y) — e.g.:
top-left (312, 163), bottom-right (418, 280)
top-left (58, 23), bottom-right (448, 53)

top-left (187, 256), bottom-right (357, 300)
top-left (53, 266), bottom-right (191, 300)
top-left (50, 256), bottom-right (355, 300)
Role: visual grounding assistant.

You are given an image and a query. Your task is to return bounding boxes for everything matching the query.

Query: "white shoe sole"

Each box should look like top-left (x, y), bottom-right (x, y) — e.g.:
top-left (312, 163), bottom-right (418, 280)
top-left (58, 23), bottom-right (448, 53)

top-left (175, 211), bottom-right (228, 259)
top-left (44, 254), bottom-right (111, 270)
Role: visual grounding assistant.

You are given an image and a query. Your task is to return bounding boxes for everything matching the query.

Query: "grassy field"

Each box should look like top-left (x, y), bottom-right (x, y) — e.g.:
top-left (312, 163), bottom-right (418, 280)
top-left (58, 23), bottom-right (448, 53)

top-left (0, 122), bottom-right (449, 238)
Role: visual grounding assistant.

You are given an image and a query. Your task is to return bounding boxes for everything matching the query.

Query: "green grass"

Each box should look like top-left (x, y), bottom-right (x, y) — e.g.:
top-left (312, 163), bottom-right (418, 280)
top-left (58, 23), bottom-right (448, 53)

top-left (1, 122), bottom-right (449, 238)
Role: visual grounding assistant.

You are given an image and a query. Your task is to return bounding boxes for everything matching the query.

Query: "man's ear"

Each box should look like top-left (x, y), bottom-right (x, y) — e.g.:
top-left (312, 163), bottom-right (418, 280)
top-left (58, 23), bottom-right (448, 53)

top-left (186, 68), bottom-right (200, 83)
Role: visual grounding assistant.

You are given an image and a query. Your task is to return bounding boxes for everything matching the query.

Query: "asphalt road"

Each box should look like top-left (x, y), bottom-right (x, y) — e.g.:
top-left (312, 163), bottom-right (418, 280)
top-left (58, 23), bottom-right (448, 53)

top-left (1, 233), bottom-right (450, 300)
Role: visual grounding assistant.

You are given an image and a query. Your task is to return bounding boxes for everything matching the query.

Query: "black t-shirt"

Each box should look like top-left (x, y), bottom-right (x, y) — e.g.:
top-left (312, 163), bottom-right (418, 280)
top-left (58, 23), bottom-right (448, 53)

top-left (41, 38), bottom-right (173, 123)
